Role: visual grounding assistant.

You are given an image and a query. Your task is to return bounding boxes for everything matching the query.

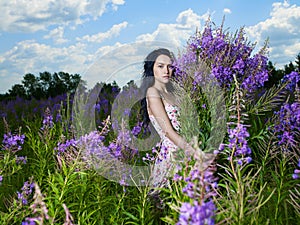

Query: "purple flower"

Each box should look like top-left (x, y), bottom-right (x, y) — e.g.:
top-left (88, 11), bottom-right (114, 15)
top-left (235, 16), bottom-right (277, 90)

top-left (55, 139), bottom-right (77, 155)
top-left (226, 124), bottom-right (252, 165)
top-left (182, 182), bottom-right (196, 198)
top-left (282, 71), bottom-right (300, 91)
top-left (176, 162), bottom-right (218, 224)
top-left (108, 142), bottom-right (122, 157)
top-left (55, 113), bottom-right (62, 122)
top-left (2, 132), bottom-right (25, 152)
top-left (274, 102), bottom-right (300, 149)
top-left (16, 156), bottom-right (27, 164)
top-left (78, 130), bottom-right (111, 160)
top-left (22, 218), bottom-right (38, 225)
top-left (41, 107), bottom-right (54, 129)
top-left (131, 125), bottom-right (142, 136)
top-left (94, 103), bottom-right (101, 112)
top-left (17, 180), bottom-right (35, 205)
top-left (177, 202), bottom-right (194, 224)
top-left (173, 22), bottom-right (269, 93)
top-left (173, 173), bottom-right (183, 181)
top-left (177, 200), bottom-right (216, 225)
top-left (142, 152), bottom-right (155, 162)
top-left (0, 175), bottom-right (3, 183)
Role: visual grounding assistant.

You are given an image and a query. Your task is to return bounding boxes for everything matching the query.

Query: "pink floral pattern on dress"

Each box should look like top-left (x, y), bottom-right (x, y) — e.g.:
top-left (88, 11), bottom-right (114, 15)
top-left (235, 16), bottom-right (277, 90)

top-left (149, 99), bottom-right (180, 187)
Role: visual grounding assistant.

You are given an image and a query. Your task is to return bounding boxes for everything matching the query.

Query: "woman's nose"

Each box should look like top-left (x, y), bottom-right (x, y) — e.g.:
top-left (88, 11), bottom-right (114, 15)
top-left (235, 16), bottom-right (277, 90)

top-left (165, 66), bottom-right (169, 74)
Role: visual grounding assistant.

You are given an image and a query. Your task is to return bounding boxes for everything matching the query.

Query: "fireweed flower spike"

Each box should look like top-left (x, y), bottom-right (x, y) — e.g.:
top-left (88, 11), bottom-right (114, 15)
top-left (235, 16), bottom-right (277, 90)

top-left (2, 132), bottom-right (25, 152)
top-left (55, 138), bottom-right (77, 155)
top-left (274, 102), bottom-right (300, 149)
top-left (22, 182), bottom-right (51, 225)
top-left (177, 200), bottom-right (216, 225)
top-left (17, 180), bottom-right (35, 205)
top-left (281, 71), bottom-right (300, 92)
top-left (41, 107), bottom-right (54, 130)
top-left (174, 156), bottom-right (218, 224)
top-left (173, 23), bottom-right (269, 93)
top-left (227, 124), bottom-right (252, 165)
top-left (176, 169), bottom-right (218, 224)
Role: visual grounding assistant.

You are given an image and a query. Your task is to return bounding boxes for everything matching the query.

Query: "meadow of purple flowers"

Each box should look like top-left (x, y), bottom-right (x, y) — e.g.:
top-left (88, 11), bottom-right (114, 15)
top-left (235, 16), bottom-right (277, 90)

top-left (0, 21), bottom-right (299, 225)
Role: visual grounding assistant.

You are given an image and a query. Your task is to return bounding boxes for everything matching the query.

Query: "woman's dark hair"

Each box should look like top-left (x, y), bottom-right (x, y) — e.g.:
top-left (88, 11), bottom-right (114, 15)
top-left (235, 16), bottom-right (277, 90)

top-left (139, 48), bottom-right (175, 128)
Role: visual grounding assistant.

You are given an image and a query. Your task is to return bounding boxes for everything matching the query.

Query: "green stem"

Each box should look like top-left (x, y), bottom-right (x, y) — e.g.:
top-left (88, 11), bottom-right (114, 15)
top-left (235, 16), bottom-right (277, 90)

top-left (274, 154), bottom-right (286, 224)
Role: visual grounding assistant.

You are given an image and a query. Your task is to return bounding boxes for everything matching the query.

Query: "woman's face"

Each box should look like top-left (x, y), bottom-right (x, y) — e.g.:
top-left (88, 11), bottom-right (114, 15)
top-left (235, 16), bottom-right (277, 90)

top-left (153, 54), bottom-right (173, 84)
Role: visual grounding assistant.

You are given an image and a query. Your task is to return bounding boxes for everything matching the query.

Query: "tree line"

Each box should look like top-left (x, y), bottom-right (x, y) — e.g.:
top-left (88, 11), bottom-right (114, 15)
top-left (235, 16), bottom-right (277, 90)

top-left (0, 71), bottom-right (81, 101)
top-left (264, 53), bottom-right (300, 88)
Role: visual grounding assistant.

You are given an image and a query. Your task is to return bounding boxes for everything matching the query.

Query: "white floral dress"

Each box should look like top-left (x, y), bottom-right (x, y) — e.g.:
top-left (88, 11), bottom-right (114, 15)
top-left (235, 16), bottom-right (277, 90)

top-left (148, 99), bottom-right (180, 188)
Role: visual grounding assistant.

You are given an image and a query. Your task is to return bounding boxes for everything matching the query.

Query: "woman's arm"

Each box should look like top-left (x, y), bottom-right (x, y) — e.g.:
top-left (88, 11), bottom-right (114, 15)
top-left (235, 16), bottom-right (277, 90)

top-left (146, 87), bottom-right (195, 155)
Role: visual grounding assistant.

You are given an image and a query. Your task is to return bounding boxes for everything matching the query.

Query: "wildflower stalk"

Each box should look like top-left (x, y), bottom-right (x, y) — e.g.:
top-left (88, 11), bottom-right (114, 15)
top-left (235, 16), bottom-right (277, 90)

top-left (230, 75), bottom-right (244, 223)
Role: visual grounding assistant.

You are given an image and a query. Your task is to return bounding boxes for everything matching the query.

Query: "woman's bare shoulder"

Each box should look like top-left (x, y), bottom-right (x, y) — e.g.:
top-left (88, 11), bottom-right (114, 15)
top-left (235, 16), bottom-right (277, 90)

top-left (146, 86), bottom-right (160, 98)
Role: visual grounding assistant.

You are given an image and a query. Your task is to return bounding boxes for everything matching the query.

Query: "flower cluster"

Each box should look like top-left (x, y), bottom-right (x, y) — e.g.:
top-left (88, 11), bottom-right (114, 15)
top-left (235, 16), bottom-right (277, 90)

top-left (173, 23), bottom-right (269, 93)
top-left (17, 180), bottom-right (35, 205)
top-left (131, 122), bottom-right (142, 136)
top-left (55, 138), bottom-right (77, 155)
top-left (77, 130), bottom-right (111, 161)
top-left (281, 71), bottom-right (300, 91)
top-left (274, 102), bottom-right (300, 148)
top-left (177, 200), bottom-right (216, 225)
top-left (142, 142), bottom-right (168, 163)
top-left (217, 124), bottom-right (252, 166)
top-left (227, 124), bottom-right (252, 165)
top-left (21, 182), bottom-right (50, 225)
top-left (16, 155), bottom-right (27, 164)
top-left (41, 107), bottom-right (54, 130)
top-left (292, 159), bottom-right (300, 179)
top-left (22, 217), bottom-right (40, 225)
top-left (175, 163), bottom-right (218, 225)
top-left (2, 132), bottom-right (25, 152)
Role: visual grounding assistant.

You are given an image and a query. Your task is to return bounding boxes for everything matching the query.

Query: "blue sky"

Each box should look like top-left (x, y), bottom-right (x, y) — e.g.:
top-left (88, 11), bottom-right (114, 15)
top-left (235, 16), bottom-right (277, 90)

top-left (0, 0), bottom-right (300, 93)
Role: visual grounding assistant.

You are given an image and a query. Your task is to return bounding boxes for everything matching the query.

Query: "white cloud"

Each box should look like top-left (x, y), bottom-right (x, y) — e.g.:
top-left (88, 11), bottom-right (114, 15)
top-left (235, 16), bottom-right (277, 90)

top-left (78, 21), bottom-right (128, 43)
top-left (136, 9), bottom-right (209, 47)
top-left (0, 40), bottom-right (93, 92)
top-left (111, 0), bottom-right (125, 11)
top-left (0, 0), bottom-right (125, 32)
top-left (84, 41), bottom-right (180, 89)
top-left (43, 26), bottom-right (68, 44)
top-left (112, 0), bottom-right (125, 4)
top-left (223, 8), bottom-right (231, 14)
top-left (245, 1), bottom-right (300, 67)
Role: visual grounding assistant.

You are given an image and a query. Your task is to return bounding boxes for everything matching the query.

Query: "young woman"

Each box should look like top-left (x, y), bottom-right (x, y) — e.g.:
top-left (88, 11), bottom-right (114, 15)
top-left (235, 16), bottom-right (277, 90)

top-left (140, 48), bottom-right (196, 188)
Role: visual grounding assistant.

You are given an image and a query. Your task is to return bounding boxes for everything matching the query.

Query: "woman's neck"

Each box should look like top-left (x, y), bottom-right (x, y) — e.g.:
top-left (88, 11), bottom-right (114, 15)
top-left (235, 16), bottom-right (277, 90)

top-left (153, 81), bottom-right (168, 93)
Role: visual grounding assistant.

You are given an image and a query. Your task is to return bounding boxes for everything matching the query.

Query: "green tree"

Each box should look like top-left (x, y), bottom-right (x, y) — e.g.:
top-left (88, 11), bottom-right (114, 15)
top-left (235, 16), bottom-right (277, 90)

top-left (264, 61), bottom-right (285, 88)
top-left (8, 84), bottom-right (26, 97)
top-left (22, 73), bottom-right (44, 99)
top-left (284, 61), bottom-right (296, 74)
top-left (39, 71), bottom-right (52, 95)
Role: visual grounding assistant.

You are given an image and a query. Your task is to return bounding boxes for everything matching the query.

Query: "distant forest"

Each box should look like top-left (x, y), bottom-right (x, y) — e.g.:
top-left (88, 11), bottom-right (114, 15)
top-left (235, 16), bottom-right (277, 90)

top-left (0, 72), bottom-right (81, 101)
top-left (0, 53), bottom-right (299, 101)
